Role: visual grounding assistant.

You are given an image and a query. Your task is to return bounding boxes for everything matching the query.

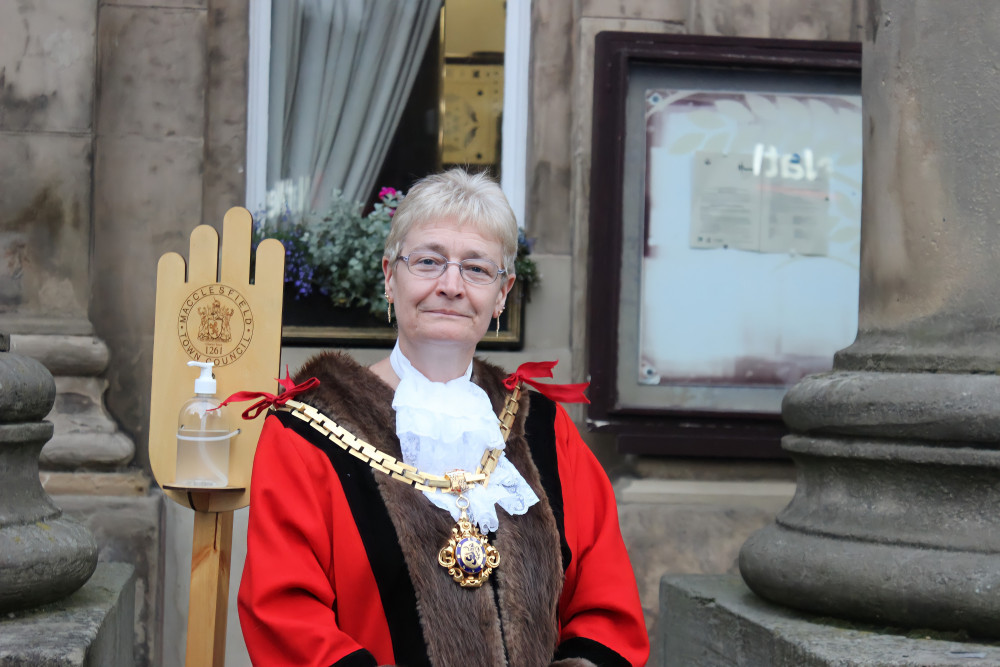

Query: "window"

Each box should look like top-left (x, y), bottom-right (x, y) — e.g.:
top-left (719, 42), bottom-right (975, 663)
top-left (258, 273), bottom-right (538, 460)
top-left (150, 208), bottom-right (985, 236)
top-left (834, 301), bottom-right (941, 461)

top-left (246, 0), bottom-right (527, 220)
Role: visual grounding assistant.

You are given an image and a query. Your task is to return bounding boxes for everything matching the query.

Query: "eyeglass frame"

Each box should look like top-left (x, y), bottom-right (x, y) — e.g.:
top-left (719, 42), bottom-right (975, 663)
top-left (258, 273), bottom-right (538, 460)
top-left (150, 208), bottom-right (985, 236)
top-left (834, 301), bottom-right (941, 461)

top-left (394, 250), bottom-right (508, 286)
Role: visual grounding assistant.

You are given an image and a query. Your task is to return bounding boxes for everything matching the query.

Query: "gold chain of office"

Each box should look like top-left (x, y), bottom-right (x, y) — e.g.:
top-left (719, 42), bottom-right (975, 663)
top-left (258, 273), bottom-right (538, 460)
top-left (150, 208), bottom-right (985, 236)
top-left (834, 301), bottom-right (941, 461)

top-left (276, 381), bottom-right (522, 495)
top-left (277, 382), bottom-right (523, 587)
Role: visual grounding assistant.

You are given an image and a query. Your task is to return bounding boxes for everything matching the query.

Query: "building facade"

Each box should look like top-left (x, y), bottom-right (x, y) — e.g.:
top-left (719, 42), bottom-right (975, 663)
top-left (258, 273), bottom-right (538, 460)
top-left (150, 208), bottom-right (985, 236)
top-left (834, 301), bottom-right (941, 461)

top-left (0, 0), bottom-right (865, 663)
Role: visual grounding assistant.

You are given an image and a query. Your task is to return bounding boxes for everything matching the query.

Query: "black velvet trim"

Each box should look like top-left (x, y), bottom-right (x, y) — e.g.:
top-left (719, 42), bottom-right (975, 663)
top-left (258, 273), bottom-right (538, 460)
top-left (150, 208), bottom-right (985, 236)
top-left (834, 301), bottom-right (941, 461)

top-left (274, 411), bottom-right (430, 667)
top-left (554, 637), bottom-right (630, 667)
top-left (331, 647), bottom-right (378, 667)
top-left (523, 393), bottom-right (573, 571)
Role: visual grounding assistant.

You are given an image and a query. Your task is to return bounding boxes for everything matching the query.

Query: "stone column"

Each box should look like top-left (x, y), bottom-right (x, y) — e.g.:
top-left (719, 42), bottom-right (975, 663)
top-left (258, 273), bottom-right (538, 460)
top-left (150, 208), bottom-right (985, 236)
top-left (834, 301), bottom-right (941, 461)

top-left (740, 0), bottom-right (1000, 638)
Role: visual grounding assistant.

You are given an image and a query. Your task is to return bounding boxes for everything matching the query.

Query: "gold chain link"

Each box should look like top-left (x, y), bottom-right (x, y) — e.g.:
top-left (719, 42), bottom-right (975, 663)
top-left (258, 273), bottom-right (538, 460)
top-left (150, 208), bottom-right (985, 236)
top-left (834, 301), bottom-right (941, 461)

top-left (278, 381), bottom-right (522, 494)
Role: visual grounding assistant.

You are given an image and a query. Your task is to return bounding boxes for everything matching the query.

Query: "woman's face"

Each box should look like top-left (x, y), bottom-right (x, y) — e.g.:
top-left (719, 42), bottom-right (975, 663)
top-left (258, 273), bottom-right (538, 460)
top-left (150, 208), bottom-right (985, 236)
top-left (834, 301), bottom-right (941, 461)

top-left (383, 217), bottom-right (514, 353)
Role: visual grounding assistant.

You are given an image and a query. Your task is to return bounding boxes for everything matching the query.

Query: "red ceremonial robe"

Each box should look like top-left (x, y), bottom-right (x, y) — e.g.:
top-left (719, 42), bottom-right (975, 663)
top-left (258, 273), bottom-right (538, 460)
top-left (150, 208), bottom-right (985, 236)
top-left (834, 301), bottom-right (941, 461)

top-left (238, 352), bottom-right (649, 666)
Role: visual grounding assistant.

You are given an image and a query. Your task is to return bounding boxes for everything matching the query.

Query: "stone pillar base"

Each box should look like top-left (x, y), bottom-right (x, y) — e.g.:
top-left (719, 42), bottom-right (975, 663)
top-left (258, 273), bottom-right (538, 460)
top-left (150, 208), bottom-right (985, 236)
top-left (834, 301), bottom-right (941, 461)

top-left (0, 562), bottom-right (136, 666)
top-left (739, 370), bottom-right (1000, 639)
top-left (10, 334), bottom-right (135, 469)
top-left (661, 574), bottom-right (1000, 667)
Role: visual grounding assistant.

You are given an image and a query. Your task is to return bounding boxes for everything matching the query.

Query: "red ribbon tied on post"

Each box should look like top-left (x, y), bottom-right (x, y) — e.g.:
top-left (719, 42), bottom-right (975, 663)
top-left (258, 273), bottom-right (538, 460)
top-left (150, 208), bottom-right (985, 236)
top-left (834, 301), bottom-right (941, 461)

top-left (503, 360), bottom-right (590, 404)
top-left (215, 367), bottom-right (320, 420)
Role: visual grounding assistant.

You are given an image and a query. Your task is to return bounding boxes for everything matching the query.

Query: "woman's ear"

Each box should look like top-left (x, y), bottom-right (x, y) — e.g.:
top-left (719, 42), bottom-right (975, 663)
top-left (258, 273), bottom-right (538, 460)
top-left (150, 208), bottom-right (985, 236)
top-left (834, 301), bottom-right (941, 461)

top-left (502, 273), bottom-right (516, 298)
top-left (382, 257), bottom-right (394, 301)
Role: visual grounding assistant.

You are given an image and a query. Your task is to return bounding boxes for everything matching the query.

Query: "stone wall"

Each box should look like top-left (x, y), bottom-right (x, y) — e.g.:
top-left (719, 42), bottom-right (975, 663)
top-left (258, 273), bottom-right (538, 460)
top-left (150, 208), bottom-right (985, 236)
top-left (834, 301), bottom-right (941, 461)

top-left (0, 1), bottom-right (96, 330)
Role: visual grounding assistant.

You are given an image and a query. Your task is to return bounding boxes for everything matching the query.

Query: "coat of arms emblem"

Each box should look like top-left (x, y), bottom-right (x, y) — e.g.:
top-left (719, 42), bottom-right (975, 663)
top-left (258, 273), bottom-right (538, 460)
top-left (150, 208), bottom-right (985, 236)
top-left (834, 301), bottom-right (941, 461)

top-left (197, 298), bottom-right (234, 343)
top-left (177, 284), bottom-right (253, 365)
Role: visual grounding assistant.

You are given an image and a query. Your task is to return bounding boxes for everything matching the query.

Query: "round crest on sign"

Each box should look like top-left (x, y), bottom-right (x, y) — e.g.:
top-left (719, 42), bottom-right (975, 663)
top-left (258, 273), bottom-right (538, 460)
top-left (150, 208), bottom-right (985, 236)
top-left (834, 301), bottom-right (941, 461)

top-left (176, 284), bottom-right (255, 367)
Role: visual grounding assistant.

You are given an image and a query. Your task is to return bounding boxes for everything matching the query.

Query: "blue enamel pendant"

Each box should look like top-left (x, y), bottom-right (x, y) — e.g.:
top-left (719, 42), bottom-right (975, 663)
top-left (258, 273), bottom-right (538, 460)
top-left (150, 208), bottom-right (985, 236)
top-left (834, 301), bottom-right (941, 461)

top-left (438, 506), bottom-right (500, 588)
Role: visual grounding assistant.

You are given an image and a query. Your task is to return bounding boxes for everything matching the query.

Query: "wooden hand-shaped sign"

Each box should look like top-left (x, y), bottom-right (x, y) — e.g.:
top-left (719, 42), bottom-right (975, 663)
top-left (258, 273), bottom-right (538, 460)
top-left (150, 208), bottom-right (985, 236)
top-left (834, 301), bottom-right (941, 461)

top-left (149, 207), bottom-right (284, 512)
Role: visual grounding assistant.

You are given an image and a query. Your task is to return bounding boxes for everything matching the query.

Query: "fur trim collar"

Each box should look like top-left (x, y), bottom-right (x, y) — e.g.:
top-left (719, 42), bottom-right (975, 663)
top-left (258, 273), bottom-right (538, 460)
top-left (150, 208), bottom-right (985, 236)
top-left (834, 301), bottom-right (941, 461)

top-left (294, 351), bottom-right (564, 666)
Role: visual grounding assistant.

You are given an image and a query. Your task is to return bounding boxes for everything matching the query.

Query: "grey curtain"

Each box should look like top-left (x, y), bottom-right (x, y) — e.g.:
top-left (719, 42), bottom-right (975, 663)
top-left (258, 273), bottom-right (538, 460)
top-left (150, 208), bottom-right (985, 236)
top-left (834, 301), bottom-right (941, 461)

top-left (267, 0), bottom-right (441, 210)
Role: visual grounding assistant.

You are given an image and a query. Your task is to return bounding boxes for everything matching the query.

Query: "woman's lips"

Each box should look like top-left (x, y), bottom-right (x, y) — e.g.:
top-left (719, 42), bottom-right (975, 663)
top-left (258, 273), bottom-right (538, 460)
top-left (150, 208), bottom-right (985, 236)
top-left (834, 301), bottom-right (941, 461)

top-left (425, 309), bottom-right (470, 318)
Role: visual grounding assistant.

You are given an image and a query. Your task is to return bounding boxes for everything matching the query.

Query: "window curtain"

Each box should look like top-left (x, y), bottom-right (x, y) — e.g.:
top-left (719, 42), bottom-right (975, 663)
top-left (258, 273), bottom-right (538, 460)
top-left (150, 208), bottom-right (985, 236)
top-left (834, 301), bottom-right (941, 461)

top-left (267, 0), bottom-right (442, 211)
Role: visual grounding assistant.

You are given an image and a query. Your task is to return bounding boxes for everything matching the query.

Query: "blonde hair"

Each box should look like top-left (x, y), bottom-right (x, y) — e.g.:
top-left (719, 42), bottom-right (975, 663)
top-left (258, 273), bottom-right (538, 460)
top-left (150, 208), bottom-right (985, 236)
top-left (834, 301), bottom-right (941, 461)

top-left (383, 168), bottom-right (518, 273)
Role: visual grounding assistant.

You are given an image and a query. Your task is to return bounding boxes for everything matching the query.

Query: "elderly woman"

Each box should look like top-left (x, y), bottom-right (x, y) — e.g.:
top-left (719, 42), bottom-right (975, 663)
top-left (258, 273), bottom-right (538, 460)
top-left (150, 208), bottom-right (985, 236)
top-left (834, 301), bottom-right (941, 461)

top-left (237, 169), bottom-right (648, 666)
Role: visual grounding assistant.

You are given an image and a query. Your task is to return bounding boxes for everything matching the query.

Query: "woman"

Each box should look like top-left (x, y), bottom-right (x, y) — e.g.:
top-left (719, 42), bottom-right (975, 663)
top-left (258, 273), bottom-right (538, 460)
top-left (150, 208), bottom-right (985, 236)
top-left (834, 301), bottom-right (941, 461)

top-left (237, 169), bottom-right (649, 666)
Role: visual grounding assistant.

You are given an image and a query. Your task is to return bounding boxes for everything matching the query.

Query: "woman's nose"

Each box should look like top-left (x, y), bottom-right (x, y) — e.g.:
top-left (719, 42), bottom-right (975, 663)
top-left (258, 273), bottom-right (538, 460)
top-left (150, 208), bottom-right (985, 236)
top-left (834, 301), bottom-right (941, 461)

top-left (437, 262), bottom-right (465, 294)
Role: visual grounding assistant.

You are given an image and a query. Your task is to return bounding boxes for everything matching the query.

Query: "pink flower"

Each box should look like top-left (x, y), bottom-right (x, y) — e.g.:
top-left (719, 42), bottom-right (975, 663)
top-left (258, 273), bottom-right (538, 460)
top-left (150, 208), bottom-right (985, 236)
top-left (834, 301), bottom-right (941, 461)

top-left (379, 187), bottom-right (397, 199)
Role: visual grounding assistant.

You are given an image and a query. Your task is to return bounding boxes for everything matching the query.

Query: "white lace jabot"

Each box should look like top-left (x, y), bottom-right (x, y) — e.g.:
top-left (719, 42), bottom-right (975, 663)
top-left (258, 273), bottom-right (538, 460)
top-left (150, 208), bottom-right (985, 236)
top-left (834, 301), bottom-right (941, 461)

top-left (389, 342), bottom-right (539, 533)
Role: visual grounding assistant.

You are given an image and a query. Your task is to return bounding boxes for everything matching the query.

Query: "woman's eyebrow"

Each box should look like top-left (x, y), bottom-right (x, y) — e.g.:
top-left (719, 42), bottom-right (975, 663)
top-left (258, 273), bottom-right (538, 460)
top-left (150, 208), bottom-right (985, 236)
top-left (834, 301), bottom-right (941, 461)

top-left (408, 241), bottom-right (447, 254)
top-left (409, 242), bottom-right (491, 259)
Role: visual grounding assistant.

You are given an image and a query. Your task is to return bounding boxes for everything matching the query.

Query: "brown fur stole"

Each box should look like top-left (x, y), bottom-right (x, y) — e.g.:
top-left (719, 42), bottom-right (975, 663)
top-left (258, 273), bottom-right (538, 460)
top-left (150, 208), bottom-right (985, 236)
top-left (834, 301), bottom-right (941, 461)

top-left (294, 351), bottom-right (564, 667)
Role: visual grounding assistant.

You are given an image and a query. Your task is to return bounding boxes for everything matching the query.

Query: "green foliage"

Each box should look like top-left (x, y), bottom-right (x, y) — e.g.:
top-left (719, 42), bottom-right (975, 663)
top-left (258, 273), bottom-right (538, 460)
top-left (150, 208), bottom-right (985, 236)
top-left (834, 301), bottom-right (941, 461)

top-left (305, 191), bottom-right (397, 316)
top-left (514, 228), bottom-right (539, 299)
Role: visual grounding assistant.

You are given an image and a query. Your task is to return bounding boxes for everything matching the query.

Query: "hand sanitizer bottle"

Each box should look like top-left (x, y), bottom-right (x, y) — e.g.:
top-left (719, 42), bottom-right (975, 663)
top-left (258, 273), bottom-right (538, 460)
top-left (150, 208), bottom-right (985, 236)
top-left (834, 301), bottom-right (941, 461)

top-left (175, 361), bottom-right (230, 488)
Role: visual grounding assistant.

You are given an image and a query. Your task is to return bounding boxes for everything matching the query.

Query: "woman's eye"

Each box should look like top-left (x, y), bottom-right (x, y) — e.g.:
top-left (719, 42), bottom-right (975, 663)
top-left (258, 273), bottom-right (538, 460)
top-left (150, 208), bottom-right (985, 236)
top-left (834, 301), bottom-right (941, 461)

top-left (416, 257), bottom-right (440, 266)
top-left (466, 264), bottom-right (487, 274)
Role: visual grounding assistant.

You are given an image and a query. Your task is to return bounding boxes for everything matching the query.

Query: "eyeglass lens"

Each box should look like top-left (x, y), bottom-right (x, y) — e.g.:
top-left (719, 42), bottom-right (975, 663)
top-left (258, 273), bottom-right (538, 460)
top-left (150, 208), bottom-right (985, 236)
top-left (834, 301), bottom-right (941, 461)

top-left (402, 251), bottom-right (502, 285)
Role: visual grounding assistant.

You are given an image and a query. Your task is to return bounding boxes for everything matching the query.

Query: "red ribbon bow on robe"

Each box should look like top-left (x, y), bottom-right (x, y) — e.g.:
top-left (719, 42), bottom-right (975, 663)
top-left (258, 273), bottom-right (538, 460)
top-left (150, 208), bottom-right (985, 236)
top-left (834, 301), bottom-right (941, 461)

top-left (215, 367), bottom-right (320, 420)
top-left (503, 360), bottom-right (590, 404)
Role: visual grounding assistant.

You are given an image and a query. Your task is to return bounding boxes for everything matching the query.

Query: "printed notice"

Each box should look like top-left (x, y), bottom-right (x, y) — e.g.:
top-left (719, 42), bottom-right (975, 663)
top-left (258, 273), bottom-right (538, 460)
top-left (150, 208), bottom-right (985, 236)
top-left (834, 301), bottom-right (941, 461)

top-left (690, 150), bottom-right (831, 256)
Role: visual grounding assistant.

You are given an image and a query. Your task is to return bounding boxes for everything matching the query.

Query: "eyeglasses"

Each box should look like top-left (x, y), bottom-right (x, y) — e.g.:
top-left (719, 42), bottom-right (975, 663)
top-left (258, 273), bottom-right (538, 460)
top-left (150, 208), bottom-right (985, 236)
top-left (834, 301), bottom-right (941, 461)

top-left (397, 251), bottom-right (506, 286)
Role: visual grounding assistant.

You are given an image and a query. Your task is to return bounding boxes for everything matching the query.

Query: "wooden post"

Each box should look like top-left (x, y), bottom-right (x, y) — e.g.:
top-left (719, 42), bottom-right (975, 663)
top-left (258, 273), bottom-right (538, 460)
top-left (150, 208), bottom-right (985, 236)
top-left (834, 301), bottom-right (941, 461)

top-left (185, 510), bottom-right (235, 667)
top-left (149, 207), bottom-right (284, 664)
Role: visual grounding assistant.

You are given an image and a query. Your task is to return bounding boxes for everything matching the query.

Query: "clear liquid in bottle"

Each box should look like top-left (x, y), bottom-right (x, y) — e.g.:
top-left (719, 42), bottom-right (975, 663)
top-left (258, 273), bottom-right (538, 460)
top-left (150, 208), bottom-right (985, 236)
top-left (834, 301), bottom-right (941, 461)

top-left (175, 395), bottom-right (230, 488)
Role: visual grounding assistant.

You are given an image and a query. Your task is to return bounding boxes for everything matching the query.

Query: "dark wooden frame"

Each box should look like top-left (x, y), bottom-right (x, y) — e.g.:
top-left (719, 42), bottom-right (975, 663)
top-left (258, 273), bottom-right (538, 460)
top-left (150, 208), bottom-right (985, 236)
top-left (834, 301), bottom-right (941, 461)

top-left (586, 32), bottom-right (861, 458)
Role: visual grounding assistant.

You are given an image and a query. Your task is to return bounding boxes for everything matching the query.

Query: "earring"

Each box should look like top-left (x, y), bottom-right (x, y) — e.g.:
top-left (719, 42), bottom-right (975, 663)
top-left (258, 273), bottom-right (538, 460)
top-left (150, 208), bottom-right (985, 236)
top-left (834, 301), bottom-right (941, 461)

top-left (385, 292), bottom-right (392, 325)
top-left (495, 306), bottom-right (504, 337)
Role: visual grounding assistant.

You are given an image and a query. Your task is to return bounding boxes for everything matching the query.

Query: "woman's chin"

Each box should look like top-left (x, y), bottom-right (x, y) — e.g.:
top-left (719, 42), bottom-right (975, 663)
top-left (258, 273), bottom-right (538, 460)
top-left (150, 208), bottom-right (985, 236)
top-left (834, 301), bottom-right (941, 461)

top-left (403, 324), bottom-right (487, 348)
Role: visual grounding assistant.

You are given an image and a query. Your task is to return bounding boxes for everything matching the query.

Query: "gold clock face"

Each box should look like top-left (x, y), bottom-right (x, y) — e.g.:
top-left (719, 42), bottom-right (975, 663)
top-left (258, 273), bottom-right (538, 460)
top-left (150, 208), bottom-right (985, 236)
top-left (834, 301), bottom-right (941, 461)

top-left (443, 95), bottom-right (480, 154)
top-left (441, 64), bottom-right (503, 165)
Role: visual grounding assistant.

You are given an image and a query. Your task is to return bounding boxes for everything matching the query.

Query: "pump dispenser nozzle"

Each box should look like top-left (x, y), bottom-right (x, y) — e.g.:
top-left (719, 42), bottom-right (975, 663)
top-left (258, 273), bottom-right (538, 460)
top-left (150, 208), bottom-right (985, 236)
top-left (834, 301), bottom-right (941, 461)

top-left (188, 360), bottom-right (217, 395)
